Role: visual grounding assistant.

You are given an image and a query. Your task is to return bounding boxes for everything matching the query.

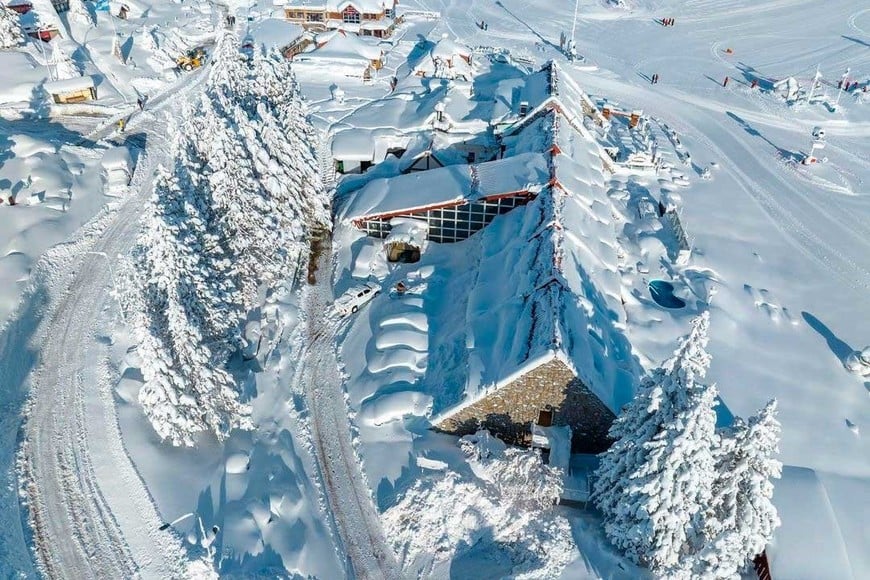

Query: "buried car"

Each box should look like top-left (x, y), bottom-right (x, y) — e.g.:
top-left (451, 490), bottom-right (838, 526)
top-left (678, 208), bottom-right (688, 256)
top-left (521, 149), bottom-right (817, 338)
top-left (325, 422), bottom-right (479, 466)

top-left (336, 281), bottom-right (381, 316)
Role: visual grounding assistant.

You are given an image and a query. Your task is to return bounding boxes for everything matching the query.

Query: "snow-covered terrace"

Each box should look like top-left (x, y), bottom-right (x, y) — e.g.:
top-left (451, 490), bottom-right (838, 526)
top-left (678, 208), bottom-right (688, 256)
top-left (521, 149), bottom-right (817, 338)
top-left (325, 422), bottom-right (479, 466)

top-left (338, 150), bottom-right (550, 226)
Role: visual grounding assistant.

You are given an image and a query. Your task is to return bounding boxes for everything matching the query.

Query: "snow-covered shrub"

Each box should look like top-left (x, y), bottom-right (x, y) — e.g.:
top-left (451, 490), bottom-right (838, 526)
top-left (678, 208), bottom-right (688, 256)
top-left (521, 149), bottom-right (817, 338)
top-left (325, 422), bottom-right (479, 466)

top-left (385, 433), bottom-right (573, 578)
top-left (460, 430), bottom-right (563, 509)
top-left (693, 400), bottom-right (782, 578)
top-left (592, 312), bottom-right (720, 576)
top-left (0, 7), bottom-right (24, 50)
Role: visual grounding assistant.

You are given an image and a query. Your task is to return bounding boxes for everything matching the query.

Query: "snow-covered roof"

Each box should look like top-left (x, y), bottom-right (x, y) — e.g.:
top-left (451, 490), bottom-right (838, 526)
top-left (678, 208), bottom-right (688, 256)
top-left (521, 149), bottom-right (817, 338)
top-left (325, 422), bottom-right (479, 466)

top-left (412, 35), bottom-right (474, 80)
top-left (245, 18), bottom-right (304, 52)
top-left (43, 75), bottom-right (95, 95)
top-left (493, 61), bottom-right (607, 130)
top-left (431, 35), bottom-right (471, 60)
top-left (384, 217), bottom-right (428, 248)
top-left (446, 111), bottom-right (636, 417)
top-left (338, 151), bottom-right (550, 222)
top-left (299, 30), bottom-right (381, 64)
top-left (285, 0), bottom-right (393, 11)
top-left (768, 466), bottom-right (867, 579)
top-left (332, 129), bottom-right (375, 161)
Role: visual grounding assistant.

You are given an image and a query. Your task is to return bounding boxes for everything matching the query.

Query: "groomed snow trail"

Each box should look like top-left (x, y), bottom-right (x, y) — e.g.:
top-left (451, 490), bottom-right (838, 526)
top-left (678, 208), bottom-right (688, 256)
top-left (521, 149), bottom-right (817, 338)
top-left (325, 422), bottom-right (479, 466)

top-left (17, 71), bottom-right (209, 579)
top-left (295, 250), bottom-right (401, 580)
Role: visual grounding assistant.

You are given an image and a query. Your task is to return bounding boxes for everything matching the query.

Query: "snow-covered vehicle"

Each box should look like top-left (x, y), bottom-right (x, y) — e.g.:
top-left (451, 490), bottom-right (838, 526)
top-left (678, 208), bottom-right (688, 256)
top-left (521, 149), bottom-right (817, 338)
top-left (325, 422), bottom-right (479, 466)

top-left (336, 281), bottom-right (380, 316)
top-left (844, 347), bottom-right (870, 377)
top-left (100, 145), bottom-right (134, 191)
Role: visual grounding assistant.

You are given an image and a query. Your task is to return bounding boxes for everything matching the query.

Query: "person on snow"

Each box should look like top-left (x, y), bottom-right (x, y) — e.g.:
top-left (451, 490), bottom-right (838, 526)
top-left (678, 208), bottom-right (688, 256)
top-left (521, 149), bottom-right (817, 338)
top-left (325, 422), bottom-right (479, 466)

top-left (723, 76), bottom-right (730, 87)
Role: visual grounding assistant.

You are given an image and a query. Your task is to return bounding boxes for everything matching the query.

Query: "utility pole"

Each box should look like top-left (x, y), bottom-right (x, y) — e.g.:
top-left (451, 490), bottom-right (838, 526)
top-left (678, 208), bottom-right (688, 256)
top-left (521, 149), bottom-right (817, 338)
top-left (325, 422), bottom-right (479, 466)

top-left (833, 67), bottom-right (850, 111)
top-left (806, 64), bottom-right (821, 104)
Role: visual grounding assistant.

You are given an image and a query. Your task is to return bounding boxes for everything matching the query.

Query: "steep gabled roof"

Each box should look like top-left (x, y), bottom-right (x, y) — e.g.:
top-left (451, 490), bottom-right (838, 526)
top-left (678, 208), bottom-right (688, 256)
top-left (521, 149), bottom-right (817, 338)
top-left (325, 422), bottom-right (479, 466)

top-left (438, 111), bottom-right (637, 422)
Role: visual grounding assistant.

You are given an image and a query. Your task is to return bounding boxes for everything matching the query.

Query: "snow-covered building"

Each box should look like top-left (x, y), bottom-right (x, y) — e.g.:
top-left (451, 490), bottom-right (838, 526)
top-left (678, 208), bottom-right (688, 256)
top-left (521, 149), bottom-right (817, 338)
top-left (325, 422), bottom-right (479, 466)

top-left (242, 17), bottom-right (307, 57)
top-left (492, 61), bottom-right (609, 137)
top-left (337, 91), bottom-right (635, 452)
top-left (413, 34), bottom-right (474, 81)
top-left (4, 0), bottom-right (32, 14)
top-left (292, 29), bottom-right (384, 78)
top-left (44, 75), bottom-right (96, 103)
top-left (283, 0), bottom-right (399, 38)
top-left (331, 128), bottom-right (409, 174)
top-left (338, 150), bottom-right (550, 242)
top-left (431, 112), bottom-right (634, 453)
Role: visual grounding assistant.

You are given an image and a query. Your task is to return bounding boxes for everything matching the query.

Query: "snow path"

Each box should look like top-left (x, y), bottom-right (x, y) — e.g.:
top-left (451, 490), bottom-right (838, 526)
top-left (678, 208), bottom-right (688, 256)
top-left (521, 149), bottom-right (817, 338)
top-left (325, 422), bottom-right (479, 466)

top-left (294, 251), bottom-right (400, 580)
top-left (14, 70), bottom-right (210, 579)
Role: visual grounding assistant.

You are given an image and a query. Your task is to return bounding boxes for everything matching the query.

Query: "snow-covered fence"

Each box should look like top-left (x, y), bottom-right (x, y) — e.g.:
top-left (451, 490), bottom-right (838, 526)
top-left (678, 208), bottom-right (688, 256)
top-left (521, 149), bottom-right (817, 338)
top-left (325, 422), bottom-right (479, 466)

top-left (398, 9), bottom-right (441, 20)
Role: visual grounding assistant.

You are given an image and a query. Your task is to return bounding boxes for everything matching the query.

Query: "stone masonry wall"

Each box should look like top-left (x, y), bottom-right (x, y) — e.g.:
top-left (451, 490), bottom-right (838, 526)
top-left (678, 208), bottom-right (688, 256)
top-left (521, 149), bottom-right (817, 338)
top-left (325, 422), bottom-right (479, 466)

top-left (437, 358), bottom-right (616, 453)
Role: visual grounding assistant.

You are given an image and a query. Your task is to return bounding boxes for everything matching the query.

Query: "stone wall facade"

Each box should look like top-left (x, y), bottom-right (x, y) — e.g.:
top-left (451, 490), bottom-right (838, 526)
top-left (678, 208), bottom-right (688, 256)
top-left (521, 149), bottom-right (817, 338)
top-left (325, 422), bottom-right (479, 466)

top-left (437, 358), bottom-right (616, 453)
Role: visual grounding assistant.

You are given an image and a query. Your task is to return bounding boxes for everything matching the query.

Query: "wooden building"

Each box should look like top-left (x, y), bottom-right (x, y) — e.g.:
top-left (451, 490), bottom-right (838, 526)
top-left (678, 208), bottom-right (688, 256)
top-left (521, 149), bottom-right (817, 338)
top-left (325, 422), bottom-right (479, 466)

top-left (284, 0), bottom-right (399, 38)
top-left (44, 75), bottom-right (96, 104)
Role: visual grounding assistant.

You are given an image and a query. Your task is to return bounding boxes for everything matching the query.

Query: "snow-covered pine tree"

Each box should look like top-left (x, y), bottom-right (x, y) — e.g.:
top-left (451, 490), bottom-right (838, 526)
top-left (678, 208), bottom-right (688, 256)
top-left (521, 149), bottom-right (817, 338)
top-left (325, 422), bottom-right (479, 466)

top-left (207, 30), bottom-right (248, 103)
top-left (0, 6), bottom-right (24, 50)
top-left (69, 0), bottom-right (94, 26)
top-left (189, 91), bottom-right (277, 305)
top-left (592, 312), bottom-right (719, 576)
top-left (51, 41), bottom-right (81, 80)
top-left (130, 123), bottom-right (249, 446)
top-left (693, 400), bottom-right (782, 578)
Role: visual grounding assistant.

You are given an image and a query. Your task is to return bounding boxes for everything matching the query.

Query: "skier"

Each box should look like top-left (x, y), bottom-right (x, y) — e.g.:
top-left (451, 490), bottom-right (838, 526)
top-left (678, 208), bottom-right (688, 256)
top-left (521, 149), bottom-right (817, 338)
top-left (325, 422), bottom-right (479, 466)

top-left (723, 76), bottom-right (729, 87)
top-left (751, 79), bottom-right (758, 89)
top-left (118, 118), bottom-right (126, 133)
top-left (137, 97), bottom-right (144, 110)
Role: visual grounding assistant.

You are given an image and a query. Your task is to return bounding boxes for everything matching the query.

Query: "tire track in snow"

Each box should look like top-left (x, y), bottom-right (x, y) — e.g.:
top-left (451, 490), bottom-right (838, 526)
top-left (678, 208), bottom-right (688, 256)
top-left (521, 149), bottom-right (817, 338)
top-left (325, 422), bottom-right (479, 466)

top-left (18, 68), bottom-right (210, 579)
top-left (293, 251), bottom-right (401, 580)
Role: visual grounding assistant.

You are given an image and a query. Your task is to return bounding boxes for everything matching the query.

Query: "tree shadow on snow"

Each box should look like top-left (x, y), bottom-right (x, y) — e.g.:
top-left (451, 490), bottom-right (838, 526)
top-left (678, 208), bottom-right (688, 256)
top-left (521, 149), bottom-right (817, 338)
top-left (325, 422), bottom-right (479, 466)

top-left (801, 311), bottom-right (853, 362)
top-left (0, 283), bottom-right (51, 578)
top-left (449, 526), bottom-right (530, 579)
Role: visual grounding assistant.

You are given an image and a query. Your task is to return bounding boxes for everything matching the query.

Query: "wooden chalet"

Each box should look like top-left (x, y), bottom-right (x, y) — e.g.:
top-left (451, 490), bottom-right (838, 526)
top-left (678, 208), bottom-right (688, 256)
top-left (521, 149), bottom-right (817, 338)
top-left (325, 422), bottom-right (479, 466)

top-left (284, 0), bottom-right (399, 38)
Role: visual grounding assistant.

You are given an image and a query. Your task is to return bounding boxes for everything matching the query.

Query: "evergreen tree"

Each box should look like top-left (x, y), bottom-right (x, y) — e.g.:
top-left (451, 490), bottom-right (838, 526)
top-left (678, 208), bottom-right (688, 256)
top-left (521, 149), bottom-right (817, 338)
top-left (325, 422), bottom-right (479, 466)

top-left (128, 33), bottom-right (328, 445)
top-left (51, 41), bottom-right (80, 80)
top-left (131, 126), bottom-right (249, 446)
top-left (694, 400), bottom-right (782, 578)
top-left (0, 6), bottom-right (23, 50)
top-left (69, 0), bottom-right (94, 26)
top-left (592, 312), bottom-right (719, 576)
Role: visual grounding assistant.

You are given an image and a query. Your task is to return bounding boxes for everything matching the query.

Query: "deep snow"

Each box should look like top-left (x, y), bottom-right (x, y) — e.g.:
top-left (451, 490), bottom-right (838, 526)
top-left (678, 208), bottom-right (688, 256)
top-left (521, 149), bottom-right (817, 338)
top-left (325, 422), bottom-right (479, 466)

top-left (0, 0), bottom-right (868, 578)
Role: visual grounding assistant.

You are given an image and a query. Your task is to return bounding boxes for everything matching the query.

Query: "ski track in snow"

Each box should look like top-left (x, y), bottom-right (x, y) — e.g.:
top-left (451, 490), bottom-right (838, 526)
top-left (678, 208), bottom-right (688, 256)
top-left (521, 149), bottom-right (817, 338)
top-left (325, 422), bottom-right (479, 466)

top-left (293, 251), bottom-right (401, 580)
top-left (11, 69), bottom-right (210, 579)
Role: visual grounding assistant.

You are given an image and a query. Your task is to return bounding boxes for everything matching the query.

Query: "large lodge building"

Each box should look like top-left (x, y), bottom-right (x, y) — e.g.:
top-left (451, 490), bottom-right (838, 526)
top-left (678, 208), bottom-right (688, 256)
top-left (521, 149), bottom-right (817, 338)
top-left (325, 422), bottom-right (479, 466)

top-left (283, 0), bottom-right (399, 38)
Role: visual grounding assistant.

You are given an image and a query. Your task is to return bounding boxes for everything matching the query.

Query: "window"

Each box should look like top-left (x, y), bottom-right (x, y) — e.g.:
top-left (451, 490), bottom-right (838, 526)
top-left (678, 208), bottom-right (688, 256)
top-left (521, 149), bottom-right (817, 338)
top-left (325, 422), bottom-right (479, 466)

top-left (306, 12), bottom-right (323, 22)
top-left (385, 8), bottom-right (394, 19)
top-left (342, 6), bottom-right (360, 23)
